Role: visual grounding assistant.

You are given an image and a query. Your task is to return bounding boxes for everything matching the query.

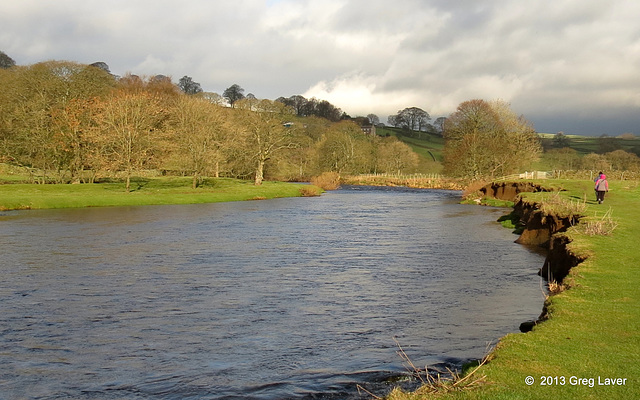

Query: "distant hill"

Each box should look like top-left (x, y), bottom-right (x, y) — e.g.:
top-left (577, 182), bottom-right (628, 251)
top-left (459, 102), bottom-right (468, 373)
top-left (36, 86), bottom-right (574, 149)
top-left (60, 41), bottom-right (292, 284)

top-left (376, 126), bottom-right (444, 173)
top-left (539, 133), bottom-right (640, 156)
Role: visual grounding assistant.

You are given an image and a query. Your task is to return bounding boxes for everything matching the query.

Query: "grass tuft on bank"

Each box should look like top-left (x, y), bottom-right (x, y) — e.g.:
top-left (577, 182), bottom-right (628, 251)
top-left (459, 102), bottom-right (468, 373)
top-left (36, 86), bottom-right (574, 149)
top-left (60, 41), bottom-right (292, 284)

top-left (0, 177), bottom-right (320, 211)
top-left (386, 178), bottom-right (640, 399)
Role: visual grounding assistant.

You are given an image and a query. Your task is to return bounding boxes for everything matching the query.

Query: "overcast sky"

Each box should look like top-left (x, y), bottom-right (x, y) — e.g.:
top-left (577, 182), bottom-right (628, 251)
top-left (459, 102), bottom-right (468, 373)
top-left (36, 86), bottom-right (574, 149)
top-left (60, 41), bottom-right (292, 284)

top-left (1, 0), bottom-right (639, 135)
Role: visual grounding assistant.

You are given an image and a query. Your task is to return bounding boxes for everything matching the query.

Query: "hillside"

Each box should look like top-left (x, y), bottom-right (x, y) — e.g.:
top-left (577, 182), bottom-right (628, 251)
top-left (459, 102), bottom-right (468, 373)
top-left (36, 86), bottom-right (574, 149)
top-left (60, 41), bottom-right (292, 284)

top-left (376, 126), bottom-right (445, 173)
top-left (539, 133), bottom-right (640, 156)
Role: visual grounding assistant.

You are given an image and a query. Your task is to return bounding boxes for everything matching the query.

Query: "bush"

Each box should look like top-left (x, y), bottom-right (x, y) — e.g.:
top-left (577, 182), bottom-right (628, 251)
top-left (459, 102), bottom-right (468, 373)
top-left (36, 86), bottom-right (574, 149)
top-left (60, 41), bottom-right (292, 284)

top-left (310, 172), bottom-right (341, 190)
top-left (299, 186), bottom-right (322, 197)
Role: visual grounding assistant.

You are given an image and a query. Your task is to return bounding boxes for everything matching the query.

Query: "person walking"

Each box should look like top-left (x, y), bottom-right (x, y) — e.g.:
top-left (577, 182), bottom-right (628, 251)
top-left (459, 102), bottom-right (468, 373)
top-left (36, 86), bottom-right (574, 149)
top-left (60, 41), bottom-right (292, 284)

top-left (595, 174), bottom-right (609, 204)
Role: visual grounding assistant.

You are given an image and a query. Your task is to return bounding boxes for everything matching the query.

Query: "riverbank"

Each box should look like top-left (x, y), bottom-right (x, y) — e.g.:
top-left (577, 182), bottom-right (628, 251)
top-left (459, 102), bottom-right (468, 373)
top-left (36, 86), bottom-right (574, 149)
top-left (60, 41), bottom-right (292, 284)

top-left (387, 179), bottom-right (640, 399)
top-left (0, 177), bottom-right (320, 211)
top-left (341, 173), bottom-right (465, 190)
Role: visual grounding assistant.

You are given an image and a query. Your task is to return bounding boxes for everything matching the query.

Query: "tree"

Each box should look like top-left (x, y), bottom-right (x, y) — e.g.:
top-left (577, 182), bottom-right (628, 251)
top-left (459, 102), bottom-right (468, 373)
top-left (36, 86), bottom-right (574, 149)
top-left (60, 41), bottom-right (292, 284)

top-left (170, 96), bottom-right (230, 187)
top-left (89, 62), bottom-right (111, 74)
top-left (317, 120), bottom-right (374, 174)
top-left (50, 97), bottom-right (102, 183)
top-left (605, 150), bottom-right (640, 171)
top-left (315, 100), bottom-right (342, 122)
top-left (597, 134), bottom-right (621, 154)
top-left (367, 114), bottom-right (380, 125)
top-left (489, 99), bottom-right (541, 175)
top-left (389, 107), bottom-right (431, 132)
top-left (376, 138), bottom-right (419, 173)
top-left (552, 132), bottom-right (570, 148)
top-left (199, 91), bottom-right (226, 106)
top-left (0, 51), bottom-right (16, 69)
top-left (0, 61), bottom-right (115, 182)
top-left (235, 99), bottom-right (299, 185)
top-left (178, 75), bottom-right (203, 95)
top-left (443, 99), bottom-right (540, 179)
top-left (95, 90), bottom-right (168, 191)
top-left (277, 95), bottom-right (308, 116)
top-left (433, 117), bottom-right (446, 135)
top-left (581, 153), bottom-right (610, 171)
top-left (223, 84), bottom-right (245, 107)
top-left (545, 147), bottom-right (580, 170)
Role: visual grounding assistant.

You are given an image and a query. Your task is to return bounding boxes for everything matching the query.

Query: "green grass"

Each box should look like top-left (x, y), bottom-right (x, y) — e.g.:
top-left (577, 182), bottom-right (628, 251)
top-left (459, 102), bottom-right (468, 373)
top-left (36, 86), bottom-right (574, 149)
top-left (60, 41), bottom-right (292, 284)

top-left (388, 179), bottom-right (640, 399)
top-left (0, 177), bottom-right (319, 210)
top-left (539, 133), bottom-right (640, 156)
top-left (377, 126), bottom-right (445, 161)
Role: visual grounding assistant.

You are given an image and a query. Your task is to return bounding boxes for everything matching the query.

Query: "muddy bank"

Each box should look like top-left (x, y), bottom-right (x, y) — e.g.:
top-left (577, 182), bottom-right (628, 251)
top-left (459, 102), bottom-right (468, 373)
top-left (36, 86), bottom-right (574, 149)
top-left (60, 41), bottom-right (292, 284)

top-left (480, 182), bottom-right (588, 331)
top-left (480, 181), bottom-right (584, 283)
top-left (479, 181), bottom-right (552, 201)
top-left (510, 196), bottom-right (585, 283)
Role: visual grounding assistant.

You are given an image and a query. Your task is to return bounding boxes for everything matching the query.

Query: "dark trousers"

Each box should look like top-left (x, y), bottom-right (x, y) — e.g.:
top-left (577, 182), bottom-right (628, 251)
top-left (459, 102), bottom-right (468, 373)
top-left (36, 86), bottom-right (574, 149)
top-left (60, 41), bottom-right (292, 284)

top-left (596, 190), bottom-right (606, 203)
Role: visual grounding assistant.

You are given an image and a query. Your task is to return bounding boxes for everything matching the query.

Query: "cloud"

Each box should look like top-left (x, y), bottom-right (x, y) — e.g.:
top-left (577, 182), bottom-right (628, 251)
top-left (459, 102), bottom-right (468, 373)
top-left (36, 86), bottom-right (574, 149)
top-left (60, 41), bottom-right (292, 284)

top-left (1, 0), bottom-right (639, 134)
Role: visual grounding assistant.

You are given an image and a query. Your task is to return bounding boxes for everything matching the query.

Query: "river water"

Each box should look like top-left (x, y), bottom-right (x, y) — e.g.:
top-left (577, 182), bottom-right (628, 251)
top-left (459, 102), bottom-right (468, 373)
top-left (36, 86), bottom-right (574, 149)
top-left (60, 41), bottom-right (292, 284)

top-left (0, 186), bottom-right (545, 399)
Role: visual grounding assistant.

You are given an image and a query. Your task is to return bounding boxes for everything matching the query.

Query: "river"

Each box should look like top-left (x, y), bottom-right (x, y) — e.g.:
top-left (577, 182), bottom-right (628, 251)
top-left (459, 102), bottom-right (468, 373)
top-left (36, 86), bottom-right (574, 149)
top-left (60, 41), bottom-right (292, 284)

top-left (0, 185), bottom-right (545, 399)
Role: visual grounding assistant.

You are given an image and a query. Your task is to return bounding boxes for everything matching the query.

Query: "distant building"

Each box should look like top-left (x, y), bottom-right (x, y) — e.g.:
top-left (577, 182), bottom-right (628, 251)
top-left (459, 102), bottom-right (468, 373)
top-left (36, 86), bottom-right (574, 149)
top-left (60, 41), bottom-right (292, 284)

top-left (360, 124), bottom-right (376, 136)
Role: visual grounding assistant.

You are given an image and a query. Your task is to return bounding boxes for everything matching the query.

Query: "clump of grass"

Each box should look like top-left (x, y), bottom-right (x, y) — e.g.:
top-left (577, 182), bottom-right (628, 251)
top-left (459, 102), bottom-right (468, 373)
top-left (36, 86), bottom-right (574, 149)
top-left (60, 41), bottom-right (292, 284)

top-left (360, 339), bottom-right (490, 399)
top-left (547, 280), bottom-right (566, 295)
top-left (539, 192), bottom-right (587, 217)
top-left (583, 208), bottom-right (618, 236)
top-left (498, 211), bottom-right (524, 233)
top-left (310, 171), bottom-right (341, 190)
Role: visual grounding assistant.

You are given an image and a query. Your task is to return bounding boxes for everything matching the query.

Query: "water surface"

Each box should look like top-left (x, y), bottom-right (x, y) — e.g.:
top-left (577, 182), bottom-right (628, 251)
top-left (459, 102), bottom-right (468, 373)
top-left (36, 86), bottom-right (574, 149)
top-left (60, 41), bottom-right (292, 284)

top-left (0, 186), bottom-right (545, 399)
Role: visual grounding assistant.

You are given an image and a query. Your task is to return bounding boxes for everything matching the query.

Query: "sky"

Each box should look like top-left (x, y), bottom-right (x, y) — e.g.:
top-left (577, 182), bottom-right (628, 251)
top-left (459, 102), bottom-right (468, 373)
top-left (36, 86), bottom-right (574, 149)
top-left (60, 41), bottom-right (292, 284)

top-left (1, 0), bottom-right (639, 136)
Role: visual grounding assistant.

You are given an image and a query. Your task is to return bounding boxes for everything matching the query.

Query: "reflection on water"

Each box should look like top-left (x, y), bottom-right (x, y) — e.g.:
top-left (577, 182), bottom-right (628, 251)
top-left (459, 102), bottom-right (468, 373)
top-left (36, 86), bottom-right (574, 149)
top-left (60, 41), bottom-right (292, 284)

top-left (0, 186), bottom-right (545, 399)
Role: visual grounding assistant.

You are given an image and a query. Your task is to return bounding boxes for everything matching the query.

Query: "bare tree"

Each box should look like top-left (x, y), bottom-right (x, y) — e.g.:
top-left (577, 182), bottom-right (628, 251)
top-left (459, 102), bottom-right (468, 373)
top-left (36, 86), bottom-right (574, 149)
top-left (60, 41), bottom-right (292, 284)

top-left (443, 99), bottom-right (540, 179)
top-left (367, 113), bottom-right (380, 125)
top-left (170, 96), bottom-right (231, 187)
top-left (96, 91), bottom-right (167, 191)
top-left (235, 99), bottom-right (299, 185)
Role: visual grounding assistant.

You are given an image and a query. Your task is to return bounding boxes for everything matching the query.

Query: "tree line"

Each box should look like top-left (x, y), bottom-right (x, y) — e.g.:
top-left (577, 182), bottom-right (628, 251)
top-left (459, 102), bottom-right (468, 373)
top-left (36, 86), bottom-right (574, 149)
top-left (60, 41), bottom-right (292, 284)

top-left (0, 59), bottom-right (421, 188)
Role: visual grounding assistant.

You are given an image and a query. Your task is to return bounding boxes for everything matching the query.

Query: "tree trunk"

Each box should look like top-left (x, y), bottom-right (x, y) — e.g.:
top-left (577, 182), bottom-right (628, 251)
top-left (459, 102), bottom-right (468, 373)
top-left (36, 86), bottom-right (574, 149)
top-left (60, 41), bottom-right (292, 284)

top-left (254, 160), bottom-right (264, 185)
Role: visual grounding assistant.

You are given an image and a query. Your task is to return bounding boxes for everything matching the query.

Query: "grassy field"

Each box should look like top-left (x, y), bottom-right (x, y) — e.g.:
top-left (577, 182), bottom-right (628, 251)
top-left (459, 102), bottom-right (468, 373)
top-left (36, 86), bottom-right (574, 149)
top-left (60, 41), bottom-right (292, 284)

top-left (0, 177), bottom-right (319, 211)
top-left (387, 178), bottom-right (640, 399)
top-left (539, 133), bottom-right (640, 156)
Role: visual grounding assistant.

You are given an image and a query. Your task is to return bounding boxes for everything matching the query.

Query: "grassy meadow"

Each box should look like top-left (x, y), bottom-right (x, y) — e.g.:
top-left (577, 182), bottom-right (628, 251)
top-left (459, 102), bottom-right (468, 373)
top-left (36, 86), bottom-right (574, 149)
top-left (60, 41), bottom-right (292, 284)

top-left (0, 176), bottom-right (320, 211)
top-left (386, 178), bottom-right (640, 399)
top-left (538, 133), bottom-right (640, 156)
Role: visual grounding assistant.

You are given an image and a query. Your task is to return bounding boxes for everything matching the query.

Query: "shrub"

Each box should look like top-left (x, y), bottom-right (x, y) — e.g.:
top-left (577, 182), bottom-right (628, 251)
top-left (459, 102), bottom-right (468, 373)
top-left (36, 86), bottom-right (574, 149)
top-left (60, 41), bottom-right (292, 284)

top-left (299, 186), bottom-right (322, 197)
top-left (310, 171), bottom-right (341, 190)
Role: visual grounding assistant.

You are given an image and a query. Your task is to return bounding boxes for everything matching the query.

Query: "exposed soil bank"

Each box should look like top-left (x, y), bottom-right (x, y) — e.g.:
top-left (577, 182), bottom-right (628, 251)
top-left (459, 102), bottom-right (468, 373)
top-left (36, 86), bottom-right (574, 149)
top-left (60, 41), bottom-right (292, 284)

top-left (511, 197), bottom-right (584, 283)
top-left (480, 181), bottom-right (588, 331)
top-left (480, 181), bottom-right (584, 283)
top-left (479, 181), bottom-right (552, 201)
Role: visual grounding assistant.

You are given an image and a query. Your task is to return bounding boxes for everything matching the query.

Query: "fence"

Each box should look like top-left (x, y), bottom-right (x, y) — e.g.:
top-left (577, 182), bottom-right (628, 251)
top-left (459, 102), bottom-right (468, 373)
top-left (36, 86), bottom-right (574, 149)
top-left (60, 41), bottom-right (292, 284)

top-left (495, 171), bottom-right (551, 181)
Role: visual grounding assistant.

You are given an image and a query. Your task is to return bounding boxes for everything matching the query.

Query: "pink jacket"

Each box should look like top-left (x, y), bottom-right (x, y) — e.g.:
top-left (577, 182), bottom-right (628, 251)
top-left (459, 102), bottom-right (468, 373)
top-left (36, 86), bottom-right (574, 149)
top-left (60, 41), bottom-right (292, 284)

top-left (595, 175), bottom-right (609, 191)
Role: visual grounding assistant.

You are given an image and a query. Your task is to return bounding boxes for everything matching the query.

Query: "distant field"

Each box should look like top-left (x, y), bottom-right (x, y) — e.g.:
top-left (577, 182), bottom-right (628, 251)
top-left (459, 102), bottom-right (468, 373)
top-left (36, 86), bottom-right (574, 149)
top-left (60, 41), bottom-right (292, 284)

top-left (376, 126), bottom-right (445, 173)
top-left (538, 133), bottom-right (640, 156)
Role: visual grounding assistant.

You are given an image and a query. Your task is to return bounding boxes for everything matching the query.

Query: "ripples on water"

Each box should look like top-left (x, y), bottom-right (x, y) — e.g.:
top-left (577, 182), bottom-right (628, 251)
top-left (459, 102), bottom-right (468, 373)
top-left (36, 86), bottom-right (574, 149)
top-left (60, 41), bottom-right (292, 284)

top-left (0, 186), bottom-right (545, 399)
